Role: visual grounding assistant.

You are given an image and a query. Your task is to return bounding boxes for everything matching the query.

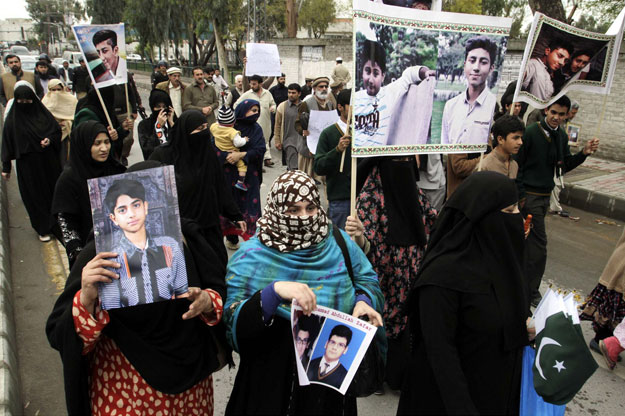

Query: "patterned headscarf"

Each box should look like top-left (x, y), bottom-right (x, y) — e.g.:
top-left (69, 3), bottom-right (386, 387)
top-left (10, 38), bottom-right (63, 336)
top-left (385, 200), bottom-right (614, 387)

top-left (256, 171), bottom-right (329, 252)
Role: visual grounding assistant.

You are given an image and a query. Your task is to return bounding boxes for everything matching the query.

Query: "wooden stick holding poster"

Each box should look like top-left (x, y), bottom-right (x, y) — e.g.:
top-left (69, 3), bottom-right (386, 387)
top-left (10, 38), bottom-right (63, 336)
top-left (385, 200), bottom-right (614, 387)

top-left (125, 83), bottom-right (131, 119)
top-left (339, 105), bottom-right (353, 173)
top-left (94, 87), bottom-right (114, 129)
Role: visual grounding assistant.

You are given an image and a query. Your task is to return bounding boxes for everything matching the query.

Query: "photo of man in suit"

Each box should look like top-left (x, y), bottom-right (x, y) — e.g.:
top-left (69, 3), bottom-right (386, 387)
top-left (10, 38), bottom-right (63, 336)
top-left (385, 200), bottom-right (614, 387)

top-left (307, 324), bottom-right (352, 389)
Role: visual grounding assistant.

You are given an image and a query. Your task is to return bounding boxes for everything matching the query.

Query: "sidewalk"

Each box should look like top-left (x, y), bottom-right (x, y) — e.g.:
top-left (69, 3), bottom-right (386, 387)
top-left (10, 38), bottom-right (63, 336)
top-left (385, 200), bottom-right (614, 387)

top-left (561, 156), bottom-right (625, 220)
top-left (132, 71), bottom-right (625, 221)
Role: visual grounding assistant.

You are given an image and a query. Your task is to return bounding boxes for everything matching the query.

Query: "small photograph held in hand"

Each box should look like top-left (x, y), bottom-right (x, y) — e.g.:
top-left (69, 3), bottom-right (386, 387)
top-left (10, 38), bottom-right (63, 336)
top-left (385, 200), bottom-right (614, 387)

top-left (88, 165), bottom-right (188, 310)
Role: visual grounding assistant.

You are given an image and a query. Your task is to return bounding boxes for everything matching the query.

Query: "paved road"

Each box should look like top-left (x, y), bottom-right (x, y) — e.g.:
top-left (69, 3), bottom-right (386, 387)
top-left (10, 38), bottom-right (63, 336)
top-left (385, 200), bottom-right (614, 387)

top-left (9, 86), bottom-right (625, 415)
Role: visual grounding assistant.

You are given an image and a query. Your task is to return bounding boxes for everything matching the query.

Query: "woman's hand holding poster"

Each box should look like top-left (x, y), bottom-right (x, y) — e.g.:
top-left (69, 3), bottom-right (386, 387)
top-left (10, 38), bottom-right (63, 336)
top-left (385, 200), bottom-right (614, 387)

top-left (352, 0), bottom-right (512, 156)
top-left (291, 300), bottom-right (377, 395)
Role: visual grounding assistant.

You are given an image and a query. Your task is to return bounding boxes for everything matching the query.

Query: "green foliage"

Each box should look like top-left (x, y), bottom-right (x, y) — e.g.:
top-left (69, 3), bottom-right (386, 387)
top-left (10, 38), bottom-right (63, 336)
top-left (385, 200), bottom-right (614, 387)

top-left (574, 1), bottom-right (625, 33)
top-left (86, 0), bottom-right (126, 24)
top-left (299, 0), bottom-right (337, 38)
top-left (443, 0), bottom-right (482, 14)
top-left (573, 14), bottom-right (611, 33)
top-left (26, 0), bottom-right (85, 44)
top-left (267, 0), bottom-right (287, 37)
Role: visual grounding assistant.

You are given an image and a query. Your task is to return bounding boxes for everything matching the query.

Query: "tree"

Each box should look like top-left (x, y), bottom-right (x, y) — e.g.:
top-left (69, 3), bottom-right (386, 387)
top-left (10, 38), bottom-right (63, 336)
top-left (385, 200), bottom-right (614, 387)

top-left (86, 0), bottom-right (126, 24)
top-left (286, 0), bottom-right (298, 37)
top-left (443, 0), bottom-right (481, 14)
top-left (26, 0), bottom-right (85, 54)
top-left (527, 0), bottom-right (566, 22)
top-left (299, 0), bottom-right (336, 38)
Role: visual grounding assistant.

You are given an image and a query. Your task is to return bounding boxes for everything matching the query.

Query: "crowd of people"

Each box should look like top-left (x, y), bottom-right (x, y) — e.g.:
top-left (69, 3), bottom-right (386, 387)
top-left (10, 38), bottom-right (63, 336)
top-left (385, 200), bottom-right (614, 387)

top-left (0, 33), bottom-right (621, 415)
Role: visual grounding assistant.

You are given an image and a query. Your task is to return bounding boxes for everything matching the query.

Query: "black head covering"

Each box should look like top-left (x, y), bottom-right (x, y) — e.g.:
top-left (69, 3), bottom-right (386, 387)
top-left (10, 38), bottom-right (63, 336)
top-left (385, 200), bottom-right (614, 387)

top-left (46, 161), bottom-right (231, 414)
top-left (147, 88), bottom-right (174, 122)
top-left (2, 83), bottom-right (61, 159)
top-left (75, 86), bottom-right (119, 129)
top-left (358, 156), bottom-right (426, 247)
top-left (406, 171), bottom-right (528, 351)
top-left (68, 120), bottom-right (125, 180)
top-left (149, 110), bottom-right (242, 232)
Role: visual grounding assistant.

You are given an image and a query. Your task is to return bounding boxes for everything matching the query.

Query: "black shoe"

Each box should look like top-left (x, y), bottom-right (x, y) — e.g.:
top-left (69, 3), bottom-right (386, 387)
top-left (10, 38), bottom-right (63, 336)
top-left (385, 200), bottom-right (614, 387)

top-left (559, 210), bottom-right (570, 218)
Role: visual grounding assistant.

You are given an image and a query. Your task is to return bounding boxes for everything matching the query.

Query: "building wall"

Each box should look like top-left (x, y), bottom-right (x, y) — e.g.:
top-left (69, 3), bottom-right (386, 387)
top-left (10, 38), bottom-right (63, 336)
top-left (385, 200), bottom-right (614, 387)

top-left (499, 39), bottom-right (625, 162)
top-left (0, 18), bottom-right (36, 43)
top-left (272, 37), bottom-right (354, 87)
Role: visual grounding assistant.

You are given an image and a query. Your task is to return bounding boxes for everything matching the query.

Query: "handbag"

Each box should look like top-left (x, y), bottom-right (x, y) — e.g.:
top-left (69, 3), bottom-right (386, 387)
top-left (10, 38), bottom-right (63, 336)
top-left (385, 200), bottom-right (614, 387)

top-left (332, 226), bottom-right (385, 397)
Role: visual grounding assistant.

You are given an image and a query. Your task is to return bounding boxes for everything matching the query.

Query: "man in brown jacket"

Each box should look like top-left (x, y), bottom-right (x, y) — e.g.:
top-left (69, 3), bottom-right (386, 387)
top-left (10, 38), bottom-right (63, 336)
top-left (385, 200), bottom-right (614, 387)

top-left (182, 67), bottom-right (219, 125)
top-left (0, 54), bottom-right (42, 106)
top-left (446, 153), bottom-right (481, 198)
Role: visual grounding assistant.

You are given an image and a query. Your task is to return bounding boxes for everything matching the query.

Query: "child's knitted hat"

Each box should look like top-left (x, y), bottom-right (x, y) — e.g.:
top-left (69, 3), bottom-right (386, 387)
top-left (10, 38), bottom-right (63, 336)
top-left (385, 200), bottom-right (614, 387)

top-left (217, 105), bottom-right (236, 126)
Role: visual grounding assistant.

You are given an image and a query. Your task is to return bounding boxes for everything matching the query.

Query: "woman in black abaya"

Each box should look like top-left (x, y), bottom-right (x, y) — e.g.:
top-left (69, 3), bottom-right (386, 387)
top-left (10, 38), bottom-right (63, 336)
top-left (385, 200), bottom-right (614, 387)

top-left (398, 171), bottom-right (530, 415)
top-left (138, 89), bottom-right (177, 160)
top-left (51, 121), bottom-right (125, 266)
top-left (150, 110), bottom-right (244, 268)
top-left (1, 81), bottom-right (62, 241)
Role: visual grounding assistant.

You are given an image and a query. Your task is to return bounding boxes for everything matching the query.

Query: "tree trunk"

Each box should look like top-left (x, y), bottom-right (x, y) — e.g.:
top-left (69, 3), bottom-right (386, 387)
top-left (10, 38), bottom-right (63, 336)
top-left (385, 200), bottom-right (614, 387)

top-left (286, 0), bottom-right (298, 38)
top-left (528, 0), bottom-right (566, 22)
top-left (213, 19), bottom-right (231, 83)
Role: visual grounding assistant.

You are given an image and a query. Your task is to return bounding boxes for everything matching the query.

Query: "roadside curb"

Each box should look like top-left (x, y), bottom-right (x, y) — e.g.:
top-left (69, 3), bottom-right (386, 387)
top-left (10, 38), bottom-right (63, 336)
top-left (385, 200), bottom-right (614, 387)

top-left (561, 182), bottom-right (625, 221)
top-left (0, 180), bottom-right (21, 416)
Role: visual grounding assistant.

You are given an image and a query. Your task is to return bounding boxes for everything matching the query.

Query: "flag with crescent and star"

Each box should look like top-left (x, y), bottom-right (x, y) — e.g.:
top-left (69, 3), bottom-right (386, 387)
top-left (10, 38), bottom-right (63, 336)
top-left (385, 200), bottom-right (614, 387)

top-left (532, 290), bottom-right (597, 405)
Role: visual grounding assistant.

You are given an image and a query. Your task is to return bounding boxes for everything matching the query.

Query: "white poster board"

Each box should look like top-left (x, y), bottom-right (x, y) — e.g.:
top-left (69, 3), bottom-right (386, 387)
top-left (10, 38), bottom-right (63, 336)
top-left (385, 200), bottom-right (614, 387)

top-left (245, 43), bottom-right (282, 77)
top-left (307, 110), bottom-right (340, 154)
top-left (291, 300), bottom-right (377, 395)
top-left (72, 23), bottom-right (127, 88)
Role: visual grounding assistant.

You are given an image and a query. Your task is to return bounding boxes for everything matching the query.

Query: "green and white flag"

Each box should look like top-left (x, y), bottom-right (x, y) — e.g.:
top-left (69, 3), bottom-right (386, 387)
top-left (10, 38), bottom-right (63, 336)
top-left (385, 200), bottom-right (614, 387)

top-left (532, 290), bottom-right (597, 405)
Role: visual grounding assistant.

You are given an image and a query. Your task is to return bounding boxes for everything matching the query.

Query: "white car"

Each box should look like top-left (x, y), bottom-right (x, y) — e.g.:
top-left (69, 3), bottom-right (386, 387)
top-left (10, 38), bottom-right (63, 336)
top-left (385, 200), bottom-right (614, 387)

top-left (19, 55), bottom-right (37, 71)
top-left (127, 54), bottom-right (142, 61)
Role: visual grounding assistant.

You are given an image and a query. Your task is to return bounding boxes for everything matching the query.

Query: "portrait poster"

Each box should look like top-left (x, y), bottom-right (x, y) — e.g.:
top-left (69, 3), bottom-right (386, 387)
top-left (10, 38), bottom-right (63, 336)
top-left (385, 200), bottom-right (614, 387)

top-left (307, 110), bottom-right (340, 154)
top-left (513, 11), bottom-right (625, 109)
top-left (352, 0), bottom-right (512, 156)
top-left (566, 123), bottom-right (581, 144)
top-left (87, 166), bottom-right (188, 310)
top-left (72, 23), bottom-right (128, 88)
top-left (245, 43), bottom-right (282, 77)
top-left (291, 300), bottom-right (377, 395)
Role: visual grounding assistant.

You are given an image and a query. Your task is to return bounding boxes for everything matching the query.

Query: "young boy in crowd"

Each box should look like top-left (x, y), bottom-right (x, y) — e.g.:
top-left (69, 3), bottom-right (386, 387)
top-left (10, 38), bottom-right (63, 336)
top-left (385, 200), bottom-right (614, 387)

top-left (210, 105), bottom-right (249, 191)
top-left (100, 179), bottom-right (188, 310)
top-left (475, 114), bottom-right (524, 179)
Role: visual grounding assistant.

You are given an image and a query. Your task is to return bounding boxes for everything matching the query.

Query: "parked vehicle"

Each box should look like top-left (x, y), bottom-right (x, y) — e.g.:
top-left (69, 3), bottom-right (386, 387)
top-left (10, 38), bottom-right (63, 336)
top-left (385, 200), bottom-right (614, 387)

top-left (61, 51), bottom-right (83, 68)
top-left (127, 53), bottom-right (142, 61)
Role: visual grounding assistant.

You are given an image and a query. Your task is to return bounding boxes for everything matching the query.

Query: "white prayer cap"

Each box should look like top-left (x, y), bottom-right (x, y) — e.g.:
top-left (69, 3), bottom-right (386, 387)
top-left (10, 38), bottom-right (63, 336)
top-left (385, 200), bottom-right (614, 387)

top-left (166, 67), bottom-right (182, 75)
top-left (336, 57), bottom-right (343, 62)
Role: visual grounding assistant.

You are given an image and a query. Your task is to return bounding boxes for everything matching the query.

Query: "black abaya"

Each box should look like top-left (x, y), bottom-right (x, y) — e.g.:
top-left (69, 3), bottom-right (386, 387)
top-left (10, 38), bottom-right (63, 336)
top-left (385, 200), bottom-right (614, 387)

top-left (2, 83), bottom-right (62, 236)
top-left (399, 171), bottom-right (529, 415)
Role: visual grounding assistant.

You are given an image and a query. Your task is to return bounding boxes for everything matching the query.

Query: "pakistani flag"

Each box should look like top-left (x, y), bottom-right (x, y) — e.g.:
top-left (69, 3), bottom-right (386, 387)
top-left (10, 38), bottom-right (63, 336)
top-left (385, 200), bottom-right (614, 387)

top-left (532, 290), bottom-right (598, 405)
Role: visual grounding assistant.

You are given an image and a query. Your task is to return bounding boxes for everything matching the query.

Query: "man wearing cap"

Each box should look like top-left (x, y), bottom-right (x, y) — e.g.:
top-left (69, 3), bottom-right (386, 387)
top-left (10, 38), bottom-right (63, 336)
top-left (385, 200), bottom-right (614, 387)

top-left (58, 60), bottom-right (74, 88)
top-left (234, 74), bottom-right (277, 166)
top-left (328, 80), bottom-right (343, 108)
top-left (35, 59), bottom-right (58, 98)
top-left (72, 57), bottom-right (91, 99)
top-left (301, 78), bottom-right (313, 99)
top-left (332, 57), bottom-right (351, 86)
top-left (227, 74), bottom-right (244, 108)
top-left (151, 61), bottom-right (168, 89)
top-left (156, 67), bottom-right (187, 117)
top-left (295, 76), bottom-right (334, 180)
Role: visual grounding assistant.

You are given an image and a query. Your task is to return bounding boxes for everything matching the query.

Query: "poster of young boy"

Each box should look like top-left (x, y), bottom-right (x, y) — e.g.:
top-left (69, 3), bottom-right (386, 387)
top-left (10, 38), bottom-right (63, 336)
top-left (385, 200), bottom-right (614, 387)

top-left (513, 12), bottom-right (623, 109)
top-left (291, 301), bottom-right (377, 395)
top-left (352, 0), bottom-right (512, 156)
top-left (88, 166), bottom-right (188, 310)
top-left (72, 23), bottom-right (128, 89)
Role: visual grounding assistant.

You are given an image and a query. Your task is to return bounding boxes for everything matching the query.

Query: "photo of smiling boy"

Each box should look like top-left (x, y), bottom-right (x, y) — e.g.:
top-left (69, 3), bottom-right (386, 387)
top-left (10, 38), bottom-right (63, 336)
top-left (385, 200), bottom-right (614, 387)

top-left (307, 324), bottom-right (352, 389)
top-left (99, 178), bottom-right (188, 310)
top-left (521, 38), bottom-right (574, 102)
top-left (441, 36), bottom-right (498, 145)
top-left (92, 29), bottom-right (127, 84)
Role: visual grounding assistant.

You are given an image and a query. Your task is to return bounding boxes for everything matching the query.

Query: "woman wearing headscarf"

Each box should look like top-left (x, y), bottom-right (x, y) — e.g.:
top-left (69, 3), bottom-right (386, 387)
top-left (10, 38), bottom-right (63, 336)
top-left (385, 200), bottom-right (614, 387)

top-left (138, 89), bottom-right (177, 160)
top-left (580, 228), bottom-right (625, 354)
top-left (397, 171), bottom-right (530, 415)
top-left (1, 81), bottom-right (62, 241)
top-left (42, 78), bottom-right (78, 166)
top-left (150, 110), bottom-right (244, 269)
top-left (216, 98), bottom-right (266, 249)
top-left (74, 86), bottom-right (133, 161)
top-left (224, 170), bottom-right (384, 415)
top-left (356, 156), bottom-right (437, 391)
top-left (46, 160), bottom-right (230, 415)
top-left (51, 121), bottom-right (126, 267)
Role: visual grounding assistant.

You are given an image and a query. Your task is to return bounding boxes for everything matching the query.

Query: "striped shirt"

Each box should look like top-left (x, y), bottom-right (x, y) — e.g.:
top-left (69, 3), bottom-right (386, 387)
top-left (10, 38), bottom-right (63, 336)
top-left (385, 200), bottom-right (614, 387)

top-left (99, 234), bottom-right (188, 310)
